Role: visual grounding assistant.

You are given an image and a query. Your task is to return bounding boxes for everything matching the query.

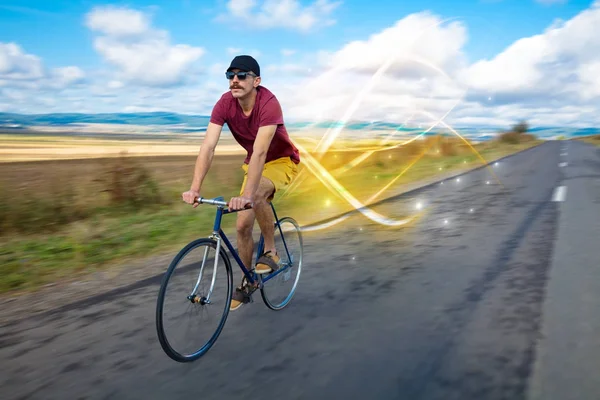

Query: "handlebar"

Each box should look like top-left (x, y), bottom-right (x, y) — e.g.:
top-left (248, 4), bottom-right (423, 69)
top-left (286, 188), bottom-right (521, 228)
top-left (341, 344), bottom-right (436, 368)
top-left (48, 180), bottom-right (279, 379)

top-left (195, 197), bottom-right (229, 207)
top-left (194, 197), bottom-right (253, 210)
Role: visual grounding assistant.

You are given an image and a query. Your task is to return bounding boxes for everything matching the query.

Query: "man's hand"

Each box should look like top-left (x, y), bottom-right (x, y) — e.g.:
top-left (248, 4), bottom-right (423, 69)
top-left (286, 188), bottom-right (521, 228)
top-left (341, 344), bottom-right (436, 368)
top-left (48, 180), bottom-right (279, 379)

top-left (182, 189), bottom-right (200, 208)
top-left (228, 195), bottom-right (253, 211)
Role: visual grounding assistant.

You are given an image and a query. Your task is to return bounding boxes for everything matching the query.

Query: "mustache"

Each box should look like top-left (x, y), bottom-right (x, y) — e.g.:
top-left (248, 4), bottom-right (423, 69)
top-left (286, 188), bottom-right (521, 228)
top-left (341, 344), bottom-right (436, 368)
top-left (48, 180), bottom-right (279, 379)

top-left (229, 84), bottom-right (242, 90)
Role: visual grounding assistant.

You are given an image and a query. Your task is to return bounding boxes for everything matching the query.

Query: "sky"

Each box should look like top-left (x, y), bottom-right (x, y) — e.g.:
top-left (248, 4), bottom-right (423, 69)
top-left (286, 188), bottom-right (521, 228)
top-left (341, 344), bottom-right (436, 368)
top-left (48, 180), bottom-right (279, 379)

top-left (0, 0), bottom-right (599, 127)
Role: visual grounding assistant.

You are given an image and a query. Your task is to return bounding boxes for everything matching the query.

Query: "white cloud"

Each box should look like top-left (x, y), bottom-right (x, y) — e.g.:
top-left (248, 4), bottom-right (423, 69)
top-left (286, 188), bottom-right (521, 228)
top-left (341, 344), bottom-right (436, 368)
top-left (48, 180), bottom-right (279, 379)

top-left (51, 66), bottom-right (86, 87)
top-left (218, 0), bottom-right (341, 32)
top-left (0, 42), bottom-right (44, 80)
top-left (463, 0), bottom-right (600, 106)
top-left (85, 6), bottom-right (150, 37)
top-left (5, 2), bottom-right (600, 130)
top-left (266, 3), bottom-right (600, 127)
top-left (1, 88), bottom-right (27, 101)
top-left (108, 80), bottom-right (124, 89)
top-left (272, 12), bottom-right (468, 124)
top-left (0, 42), bottom-right (84, 92)
top-left (323, 12), bottom-right (467, 75)
top-left (0, 81), bottom-right (218, 115)
top-left (0, 40), bottom-right (226, 115)
top-left (86, 6), bottom-right (204, 87)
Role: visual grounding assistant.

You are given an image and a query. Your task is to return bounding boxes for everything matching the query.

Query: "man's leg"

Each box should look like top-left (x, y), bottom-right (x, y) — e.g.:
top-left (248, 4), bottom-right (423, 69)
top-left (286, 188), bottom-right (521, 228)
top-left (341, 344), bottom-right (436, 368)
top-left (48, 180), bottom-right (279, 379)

top-left (234, 172), bottom-right (275, 272)
top-left (252, 177), bottom-right (281, 274)
top-left (254, 177), bottom-right (277, 253)
top-left (236, 208), bottom-right (256, 271)
top-left (230, 209), bottom-right (256, 311)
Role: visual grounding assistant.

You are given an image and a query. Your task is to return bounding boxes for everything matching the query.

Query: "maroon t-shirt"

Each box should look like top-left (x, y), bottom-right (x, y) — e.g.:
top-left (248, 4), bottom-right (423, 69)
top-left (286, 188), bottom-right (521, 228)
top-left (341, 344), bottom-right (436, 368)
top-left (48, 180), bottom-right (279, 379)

top-left (209, 86), bottom-right (300, 165)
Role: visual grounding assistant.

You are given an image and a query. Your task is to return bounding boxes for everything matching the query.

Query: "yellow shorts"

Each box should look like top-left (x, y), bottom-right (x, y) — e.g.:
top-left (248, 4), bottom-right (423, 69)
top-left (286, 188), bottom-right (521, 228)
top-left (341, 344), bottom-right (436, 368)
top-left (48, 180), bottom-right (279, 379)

top-left (240, 156), bottom-right (299, 200)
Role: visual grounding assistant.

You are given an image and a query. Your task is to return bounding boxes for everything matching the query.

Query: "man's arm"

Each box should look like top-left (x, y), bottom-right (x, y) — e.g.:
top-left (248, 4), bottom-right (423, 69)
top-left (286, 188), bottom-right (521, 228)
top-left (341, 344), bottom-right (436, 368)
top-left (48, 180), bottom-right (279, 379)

top-left (191, 122), bottom-right (223, 191)
top-left (182, 122), bottom-right (223, 206)
top-left (243, 124), bottom-right (277, 200)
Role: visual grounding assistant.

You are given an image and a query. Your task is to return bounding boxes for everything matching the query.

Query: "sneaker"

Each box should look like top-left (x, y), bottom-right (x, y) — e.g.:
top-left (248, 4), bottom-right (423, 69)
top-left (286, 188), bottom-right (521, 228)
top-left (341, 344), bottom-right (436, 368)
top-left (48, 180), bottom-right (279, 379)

top-left (229, 277), bottom-right (258, 311)
top-left (255, 251), bottom-right (280, 274)
top-left (230, 288), bottom-right (246, 311)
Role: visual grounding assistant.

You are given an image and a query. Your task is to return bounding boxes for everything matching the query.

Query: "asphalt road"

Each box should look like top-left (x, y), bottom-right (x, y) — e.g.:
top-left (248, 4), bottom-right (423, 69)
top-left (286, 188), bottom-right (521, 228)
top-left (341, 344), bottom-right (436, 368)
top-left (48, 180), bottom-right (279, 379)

top-left (528, 140), bottom-right (600, 400)
top-left (1, 140), bottom-right (599, 400)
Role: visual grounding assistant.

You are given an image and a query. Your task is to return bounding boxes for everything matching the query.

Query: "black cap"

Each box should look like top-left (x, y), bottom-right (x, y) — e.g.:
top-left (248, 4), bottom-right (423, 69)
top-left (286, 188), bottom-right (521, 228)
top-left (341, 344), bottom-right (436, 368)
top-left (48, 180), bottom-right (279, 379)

top-left (227, 55), bottom-right (260, 77)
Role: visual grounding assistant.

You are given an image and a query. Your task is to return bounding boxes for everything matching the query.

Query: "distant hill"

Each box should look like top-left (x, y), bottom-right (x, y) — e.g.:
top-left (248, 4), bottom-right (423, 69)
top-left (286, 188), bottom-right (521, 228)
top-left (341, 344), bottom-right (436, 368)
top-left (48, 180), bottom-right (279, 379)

top-left (0, 111), bottom-right (472, 132)
top-left (0, 112), bottom-right (597, 140)
top-left (0, 112), bottom-right (448, 135)
top-left (0, 112), bottom-right (211, 127)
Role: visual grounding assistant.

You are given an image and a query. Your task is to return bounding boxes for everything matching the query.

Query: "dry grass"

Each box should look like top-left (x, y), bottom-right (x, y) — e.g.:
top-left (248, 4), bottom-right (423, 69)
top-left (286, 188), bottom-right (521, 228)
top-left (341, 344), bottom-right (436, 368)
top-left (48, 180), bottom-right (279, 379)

top-left (0, 132), bottom-right (542, 294)
top-left (0, 135), bottom-right (244, 162)
top-left (0, 152), bottom-right (247, 233)
top-left (575, 134), bottom-right (600, 146)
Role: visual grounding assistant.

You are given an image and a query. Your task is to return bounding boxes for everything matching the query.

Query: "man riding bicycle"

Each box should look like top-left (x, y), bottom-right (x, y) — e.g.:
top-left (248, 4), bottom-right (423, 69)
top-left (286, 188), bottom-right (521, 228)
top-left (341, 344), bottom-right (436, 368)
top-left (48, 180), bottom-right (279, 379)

top-left (182, 55), bottom-right (301, 311)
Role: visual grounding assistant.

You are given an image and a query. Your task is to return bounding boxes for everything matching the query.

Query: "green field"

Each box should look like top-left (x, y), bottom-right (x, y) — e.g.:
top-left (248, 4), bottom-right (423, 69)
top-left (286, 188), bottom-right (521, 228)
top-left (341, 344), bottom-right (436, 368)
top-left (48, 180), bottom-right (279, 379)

top-left (0, 133), bottom-right (542, 294)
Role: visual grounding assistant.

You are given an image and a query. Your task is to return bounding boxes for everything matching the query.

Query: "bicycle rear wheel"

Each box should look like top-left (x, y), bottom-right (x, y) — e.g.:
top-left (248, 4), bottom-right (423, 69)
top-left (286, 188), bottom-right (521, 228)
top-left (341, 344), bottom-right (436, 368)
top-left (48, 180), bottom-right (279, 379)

top-left (156, 238), bottom-right (232, 362)
top-left (260, 217), bottom-right (304, 310)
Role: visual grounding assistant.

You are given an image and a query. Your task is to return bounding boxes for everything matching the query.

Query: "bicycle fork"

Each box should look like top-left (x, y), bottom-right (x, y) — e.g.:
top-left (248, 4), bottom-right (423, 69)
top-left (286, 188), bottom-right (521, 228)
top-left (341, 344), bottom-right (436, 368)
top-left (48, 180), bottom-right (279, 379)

top-left (187, 236), bottom-right (221, 305)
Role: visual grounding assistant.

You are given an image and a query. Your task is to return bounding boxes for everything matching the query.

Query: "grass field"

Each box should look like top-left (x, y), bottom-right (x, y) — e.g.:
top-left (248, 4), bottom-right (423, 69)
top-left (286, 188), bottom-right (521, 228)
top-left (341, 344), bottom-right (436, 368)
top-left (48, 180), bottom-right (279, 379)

top-left (574, 134), bottom-right (600, 146)
top-left (0, 133), bottom-right (241, 162)
top-left (0, 132), bottom-right (542, 294)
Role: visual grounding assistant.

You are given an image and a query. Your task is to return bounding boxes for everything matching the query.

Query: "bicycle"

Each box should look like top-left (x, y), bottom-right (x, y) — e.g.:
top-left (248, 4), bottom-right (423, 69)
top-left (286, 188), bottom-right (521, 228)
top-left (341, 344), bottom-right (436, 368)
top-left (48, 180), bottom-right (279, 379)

top-left (155, 196), bottom-right (304, 362)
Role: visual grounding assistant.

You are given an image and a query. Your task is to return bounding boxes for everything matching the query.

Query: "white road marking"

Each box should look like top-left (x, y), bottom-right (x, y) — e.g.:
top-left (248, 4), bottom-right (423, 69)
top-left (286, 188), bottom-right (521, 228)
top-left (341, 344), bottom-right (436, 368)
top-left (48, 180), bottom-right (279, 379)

top-left (559, 162), bottom-right (568, 167)
top-left (552, 186), bottom-right (567, 202)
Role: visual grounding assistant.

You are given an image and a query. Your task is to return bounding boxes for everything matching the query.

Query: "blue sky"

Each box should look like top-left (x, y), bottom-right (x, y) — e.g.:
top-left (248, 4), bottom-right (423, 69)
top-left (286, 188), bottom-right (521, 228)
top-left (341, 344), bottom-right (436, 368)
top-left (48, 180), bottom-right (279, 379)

top-left (0, 0), bottom-right (592, 70)
top-left (1, 0), bottom-right (600, 127)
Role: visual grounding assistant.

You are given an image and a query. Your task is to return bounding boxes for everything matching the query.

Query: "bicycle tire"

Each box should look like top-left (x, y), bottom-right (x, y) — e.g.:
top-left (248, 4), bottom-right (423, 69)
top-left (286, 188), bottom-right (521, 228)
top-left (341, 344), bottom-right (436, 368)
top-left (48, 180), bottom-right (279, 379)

top-left (156, 238), bottom-right (233, 362)
top-left (260, 217), bottom-right (304, 310)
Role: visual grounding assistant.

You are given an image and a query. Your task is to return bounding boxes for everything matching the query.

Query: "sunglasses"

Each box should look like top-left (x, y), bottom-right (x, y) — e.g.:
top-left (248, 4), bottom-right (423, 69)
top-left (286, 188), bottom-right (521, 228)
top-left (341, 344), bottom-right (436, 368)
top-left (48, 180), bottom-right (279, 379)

top-left (225, 71), bottom-right (257, 80)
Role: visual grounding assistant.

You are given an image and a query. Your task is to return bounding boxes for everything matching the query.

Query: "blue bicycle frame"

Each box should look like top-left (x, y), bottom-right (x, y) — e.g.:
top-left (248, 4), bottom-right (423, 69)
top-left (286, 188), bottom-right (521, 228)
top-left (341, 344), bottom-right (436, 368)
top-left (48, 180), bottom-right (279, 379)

top-left (201, 196), bottom-right (294, 286)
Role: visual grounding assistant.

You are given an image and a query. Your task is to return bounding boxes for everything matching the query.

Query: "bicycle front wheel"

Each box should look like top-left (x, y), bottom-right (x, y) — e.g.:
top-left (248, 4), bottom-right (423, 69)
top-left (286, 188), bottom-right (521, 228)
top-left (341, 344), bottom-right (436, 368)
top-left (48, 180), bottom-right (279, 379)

top-left (260, 217), bottom-right (304, 310)
top-left (156, 238), bottom-right (233, 362)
